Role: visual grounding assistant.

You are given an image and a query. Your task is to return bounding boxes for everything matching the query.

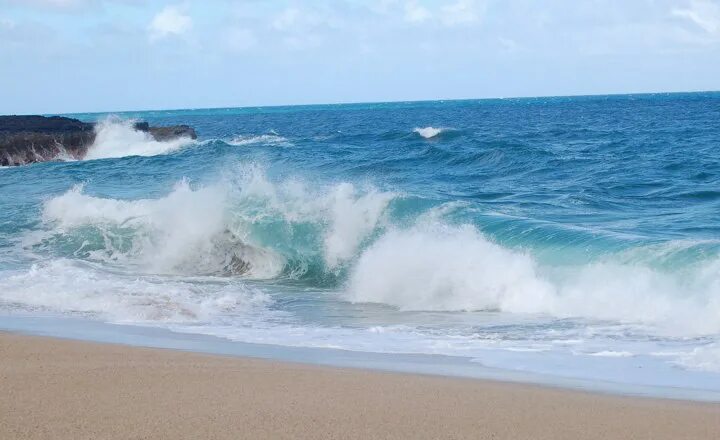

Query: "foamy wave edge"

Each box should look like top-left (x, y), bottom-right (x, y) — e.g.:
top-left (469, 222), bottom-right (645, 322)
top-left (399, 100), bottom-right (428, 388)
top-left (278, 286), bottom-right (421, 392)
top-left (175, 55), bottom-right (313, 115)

top-left (8, 165), bottom-right (720, 337)
top-left (84, 117), bottom-right (195, 160)
top-left (414, 126), bottom-right (447, 139)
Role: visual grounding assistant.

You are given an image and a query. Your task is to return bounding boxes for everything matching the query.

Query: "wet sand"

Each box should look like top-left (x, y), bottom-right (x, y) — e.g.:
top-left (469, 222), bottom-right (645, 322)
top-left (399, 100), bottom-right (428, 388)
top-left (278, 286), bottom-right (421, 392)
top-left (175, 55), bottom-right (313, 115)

top-left (2, 332), bottom-right (719, 439)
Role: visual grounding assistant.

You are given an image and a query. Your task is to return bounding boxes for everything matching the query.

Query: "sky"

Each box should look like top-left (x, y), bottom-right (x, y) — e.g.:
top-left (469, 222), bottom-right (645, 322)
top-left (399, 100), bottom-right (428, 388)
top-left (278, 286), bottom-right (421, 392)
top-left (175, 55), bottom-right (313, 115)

top-left (1, 0), bottom-right (720, 114)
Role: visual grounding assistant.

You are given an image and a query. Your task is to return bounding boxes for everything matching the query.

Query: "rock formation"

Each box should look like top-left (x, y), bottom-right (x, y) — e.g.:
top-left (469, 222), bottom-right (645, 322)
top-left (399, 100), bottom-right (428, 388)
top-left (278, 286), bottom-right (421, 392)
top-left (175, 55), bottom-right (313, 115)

top-left (0, 115), bottom-right (197, 166)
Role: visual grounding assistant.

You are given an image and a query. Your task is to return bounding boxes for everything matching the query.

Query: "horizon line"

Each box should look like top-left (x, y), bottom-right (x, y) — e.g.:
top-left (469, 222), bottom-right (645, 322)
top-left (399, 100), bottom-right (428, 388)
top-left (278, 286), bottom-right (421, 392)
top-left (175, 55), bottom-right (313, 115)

top-left (15, 88), bottom-right (720, 118)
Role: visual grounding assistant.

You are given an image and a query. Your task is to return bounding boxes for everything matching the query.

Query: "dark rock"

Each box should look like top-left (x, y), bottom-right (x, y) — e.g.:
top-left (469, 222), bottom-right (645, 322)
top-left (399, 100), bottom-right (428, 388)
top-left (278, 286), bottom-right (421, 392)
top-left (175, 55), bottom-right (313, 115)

top-left (131, 121), bottom-right (197, 141)
top-left (132, 122), bottom-right (150, 132)
top-left (0, 116), bottom-right (95, 166)
top-left (146, 125), bottom-right (197, 141)
top-left (0, 115), bottom-right (94, 134)
top-left (0, 115), bottom-right (197, 166)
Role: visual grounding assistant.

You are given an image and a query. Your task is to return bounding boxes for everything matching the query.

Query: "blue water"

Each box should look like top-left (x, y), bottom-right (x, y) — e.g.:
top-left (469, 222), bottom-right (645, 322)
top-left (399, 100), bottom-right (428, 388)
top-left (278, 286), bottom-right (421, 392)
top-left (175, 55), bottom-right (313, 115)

top-left (2, 92), bottom-right (720, 397)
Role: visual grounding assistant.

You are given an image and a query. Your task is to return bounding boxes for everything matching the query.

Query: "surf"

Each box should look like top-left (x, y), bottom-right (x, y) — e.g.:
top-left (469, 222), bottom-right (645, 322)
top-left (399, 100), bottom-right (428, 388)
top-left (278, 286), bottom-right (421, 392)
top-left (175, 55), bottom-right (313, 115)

top-left (19, 164), bottom-right (720, 338)
top-left (3, 95), bottom-right (720, 392)
top-left (83, 117), bottom-right (195, 160)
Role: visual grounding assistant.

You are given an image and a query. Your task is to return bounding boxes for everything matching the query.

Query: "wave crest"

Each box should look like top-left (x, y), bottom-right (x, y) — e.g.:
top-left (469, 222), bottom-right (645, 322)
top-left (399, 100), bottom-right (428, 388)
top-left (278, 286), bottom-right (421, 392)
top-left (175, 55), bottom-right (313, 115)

top-left (414, 126), bottom-right (446, 139)
top-left (40, 181), bottom-right (285, 279)
top-left (84, 117), bottom-right (194, 160)
top-left (29, 166), bottom-right (720, 336)
top-left (227, 134), bottom-right (290, 147)
top-left (37, 166), bottom-right (395, 279)
top-left (346, 223), bottom-right (720, 335)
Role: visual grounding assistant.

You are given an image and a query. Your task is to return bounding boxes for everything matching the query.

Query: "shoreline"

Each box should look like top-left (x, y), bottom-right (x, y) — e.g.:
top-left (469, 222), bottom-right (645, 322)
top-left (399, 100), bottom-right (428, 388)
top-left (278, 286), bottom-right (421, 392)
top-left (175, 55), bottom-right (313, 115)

top-left (2, 332), bottom-right (720, 439)
top-left (3, 313), bottom-right (720, 402)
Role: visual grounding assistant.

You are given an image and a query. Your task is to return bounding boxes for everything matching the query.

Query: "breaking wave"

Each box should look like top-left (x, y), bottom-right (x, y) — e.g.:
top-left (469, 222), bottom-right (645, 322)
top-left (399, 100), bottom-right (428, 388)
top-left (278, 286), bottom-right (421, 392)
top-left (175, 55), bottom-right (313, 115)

top-left (39, 180), bottom-right (285, 279)
top-left (346, 224), bottom-right (720, 335)
top-left (22, 164), bottom-right (720, 336)
top-left (414, 126), bottom-right (447, 139)
top-left (33, 166), bottom-right (394, 280)
top-left (227, 133), bottom-right (290, 147)
top-left (84, 117), bottom-right (194, 160)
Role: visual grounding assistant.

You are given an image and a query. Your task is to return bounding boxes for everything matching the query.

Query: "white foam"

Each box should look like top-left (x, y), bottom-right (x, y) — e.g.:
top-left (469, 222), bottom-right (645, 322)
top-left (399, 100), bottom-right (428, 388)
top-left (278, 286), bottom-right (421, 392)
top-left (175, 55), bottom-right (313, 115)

top-left (588, 351), bottom-right (634, 358)
top-left (84, 117), bottom-right (193, 160)
top-left (227, 165), bottom-right (395, 269)
top-left (41, 181), bottom-right (285, 279)
top-left (38, 166), bottom-right (395, 277)
top-left (227, 134), bottom-right (290, 147)
top-left (346, 223), bottom-right (720, 336)
top-left (346, 224), bottom-right (554, 312)
top-left (414, 126), bottom-right (445, 139)
top-left (323, 183), bottom-right (394, 269)
top-left (676, 345), bottom-right (720, 373)
top-left (0, 259), bottom-right (271, 324)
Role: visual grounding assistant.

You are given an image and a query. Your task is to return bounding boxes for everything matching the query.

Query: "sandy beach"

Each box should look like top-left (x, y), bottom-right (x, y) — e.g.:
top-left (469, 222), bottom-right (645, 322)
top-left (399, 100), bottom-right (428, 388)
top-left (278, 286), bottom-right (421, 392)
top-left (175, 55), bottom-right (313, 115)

top-left (0, 333), bottom-right (718, 439)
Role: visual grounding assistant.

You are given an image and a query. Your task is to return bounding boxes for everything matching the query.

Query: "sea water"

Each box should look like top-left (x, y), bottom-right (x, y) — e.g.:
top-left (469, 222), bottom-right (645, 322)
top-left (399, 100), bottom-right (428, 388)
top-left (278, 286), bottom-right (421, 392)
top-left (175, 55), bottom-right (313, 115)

top-left (2, 93), bottom-right (720, 398)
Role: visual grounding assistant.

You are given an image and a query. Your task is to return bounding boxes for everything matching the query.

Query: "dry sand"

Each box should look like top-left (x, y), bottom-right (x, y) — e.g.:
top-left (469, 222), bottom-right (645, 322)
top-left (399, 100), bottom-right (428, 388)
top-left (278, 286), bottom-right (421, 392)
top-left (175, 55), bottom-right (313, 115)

top-left (1, 332), bottom-right (719, 440)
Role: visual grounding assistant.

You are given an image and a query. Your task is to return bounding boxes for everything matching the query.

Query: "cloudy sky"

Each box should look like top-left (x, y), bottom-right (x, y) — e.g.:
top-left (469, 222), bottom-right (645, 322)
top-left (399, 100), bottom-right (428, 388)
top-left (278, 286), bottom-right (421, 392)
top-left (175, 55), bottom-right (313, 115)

top-left (1, 0), bottom-right (719, 114)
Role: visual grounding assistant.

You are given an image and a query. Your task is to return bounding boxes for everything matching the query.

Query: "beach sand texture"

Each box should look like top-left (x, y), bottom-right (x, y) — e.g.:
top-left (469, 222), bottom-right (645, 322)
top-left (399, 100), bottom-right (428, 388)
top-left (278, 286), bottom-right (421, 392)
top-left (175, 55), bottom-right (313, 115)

top-left (2, 333), bottom-right (719, 440)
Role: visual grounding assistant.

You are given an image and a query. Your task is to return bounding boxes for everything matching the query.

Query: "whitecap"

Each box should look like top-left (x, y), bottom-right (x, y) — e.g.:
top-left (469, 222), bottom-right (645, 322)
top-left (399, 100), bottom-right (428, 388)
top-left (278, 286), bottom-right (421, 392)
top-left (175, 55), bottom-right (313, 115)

top-left (346, 222), bottom-right (720, 336)
top-left (414, 126), bottom-right (446, 139)
top-left (227, 134), bottom-right (290, 147)
top-left (84, 117), bottom-right (194, 160)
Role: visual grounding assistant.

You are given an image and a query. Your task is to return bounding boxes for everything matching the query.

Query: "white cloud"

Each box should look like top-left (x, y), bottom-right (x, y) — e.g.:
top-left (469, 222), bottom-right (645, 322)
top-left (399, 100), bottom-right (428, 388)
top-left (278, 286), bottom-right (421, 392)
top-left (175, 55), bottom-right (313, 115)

top-left (272, 7), bottom-right (300, 31)
top-left (672, 0), bottom-right (720, 34)
top-left (404, 1), bottom-right (431, 24)
top-left (440, 0), bottom-right (485, 26)
top-left (402, 0), bottom-right (483, 26)
top-left (272, 8), bottom-right (301, 31)
top-left (268, 5), bottom-right (343, 49)
top-left (270, 6), bottom-right (342, 32)
top-left (148, 5), bottom-right (192, 41)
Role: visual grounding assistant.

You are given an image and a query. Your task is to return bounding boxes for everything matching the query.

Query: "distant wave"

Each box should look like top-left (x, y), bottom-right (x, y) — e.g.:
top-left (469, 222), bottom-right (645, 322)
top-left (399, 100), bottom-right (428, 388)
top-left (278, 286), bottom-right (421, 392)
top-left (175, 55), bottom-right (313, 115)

top-left (227, 133), bottom-right (290, 147)
top-left (84, 117), bottom-right (194, 160)
top-left (414, 126), bottom-right (448, 139)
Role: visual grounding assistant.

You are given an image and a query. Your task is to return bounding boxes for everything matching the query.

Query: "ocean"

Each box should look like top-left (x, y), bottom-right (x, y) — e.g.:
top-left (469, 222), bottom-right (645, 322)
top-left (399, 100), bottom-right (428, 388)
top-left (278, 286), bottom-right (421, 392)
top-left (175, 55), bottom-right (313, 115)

top-left (2, 92), bottom-right (720, 399)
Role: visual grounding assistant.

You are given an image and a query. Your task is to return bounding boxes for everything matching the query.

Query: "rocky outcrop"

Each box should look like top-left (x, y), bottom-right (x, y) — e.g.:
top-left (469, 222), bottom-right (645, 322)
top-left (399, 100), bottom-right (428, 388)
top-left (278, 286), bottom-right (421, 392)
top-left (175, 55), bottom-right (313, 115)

top-left (0, 116), bottom-right (197, 166)
top-left (132, 122), bottom-right (197, 142)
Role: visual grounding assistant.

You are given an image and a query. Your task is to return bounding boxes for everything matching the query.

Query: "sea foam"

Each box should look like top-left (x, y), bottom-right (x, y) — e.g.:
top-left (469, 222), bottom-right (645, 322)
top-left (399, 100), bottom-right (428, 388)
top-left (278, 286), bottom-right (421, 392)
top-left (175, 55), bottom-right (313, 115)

top-left (227, 134), bottom-right (290, 147)
top-left (38, 166), bottom-right (394, 278)
top-left (41, 180), bottom-right (285, 278)
top-left (84, 117), bottom-right (194, 160)
top-left (0, 259), bottom-right (271, 323)
top-left (414, 126), bottom-right (446, 139)
top-left (35, 164), bottom-right (720, 336)
top-left (346, 223), bottom-right (720, 335)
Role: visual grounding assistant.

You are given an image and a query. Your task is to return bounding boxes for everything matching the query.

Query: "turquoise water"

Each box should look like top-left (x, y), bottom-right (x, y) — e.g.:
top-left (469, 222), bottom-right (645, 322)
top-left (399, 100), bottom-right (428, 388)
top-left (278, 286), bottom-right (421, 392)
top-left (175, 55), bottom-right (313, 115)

top-left (2, 93), bottom-right (720, 395)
